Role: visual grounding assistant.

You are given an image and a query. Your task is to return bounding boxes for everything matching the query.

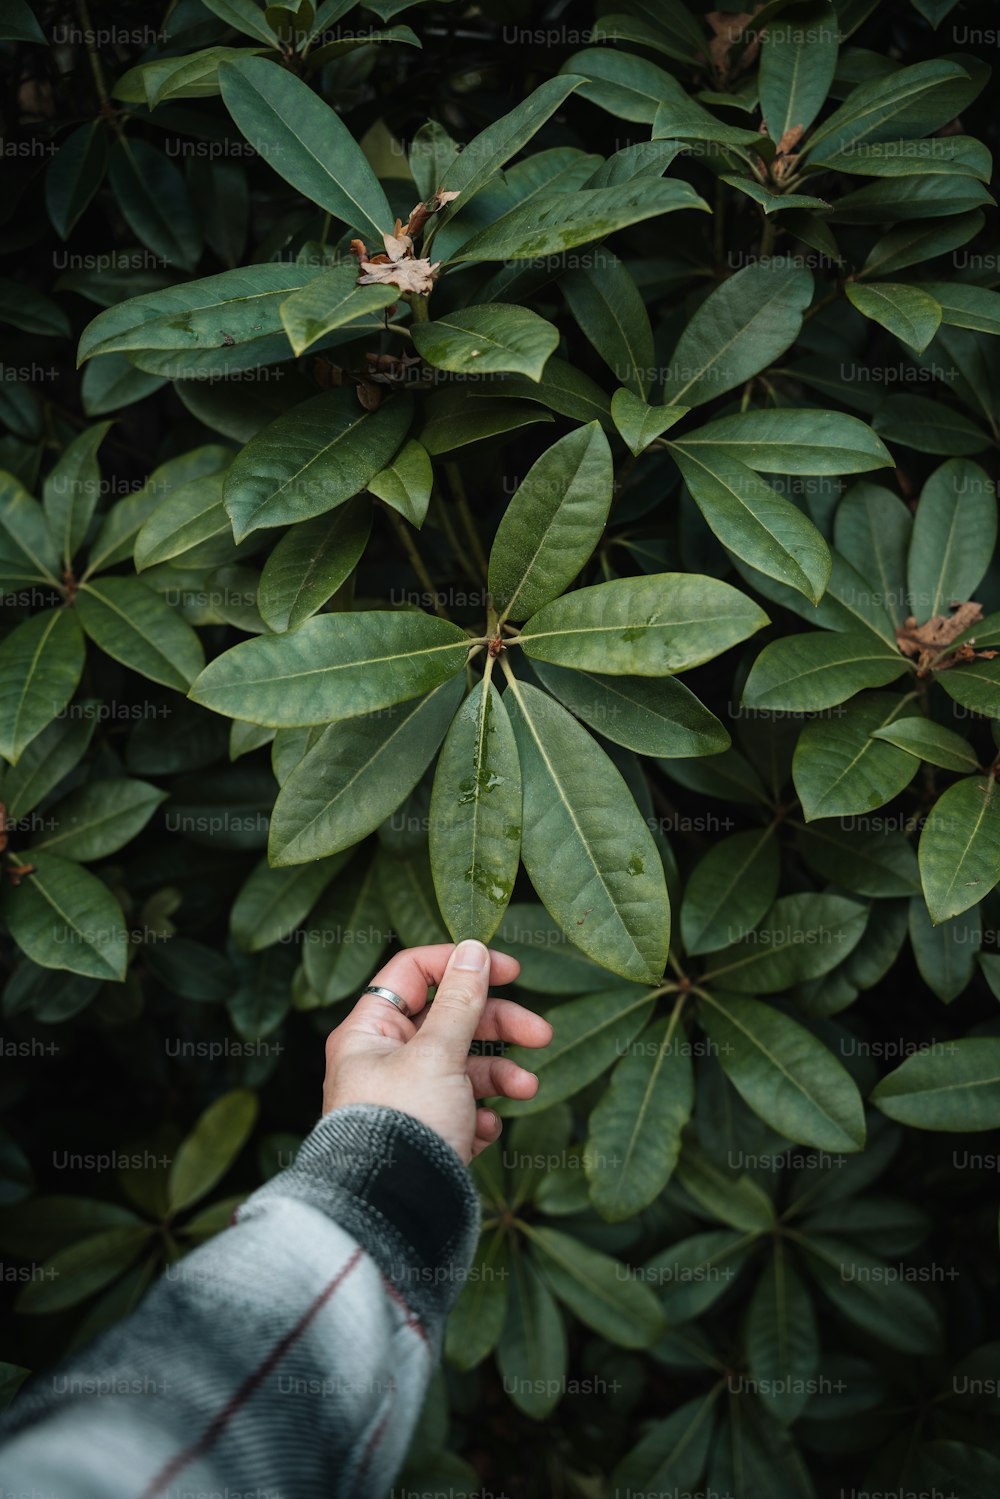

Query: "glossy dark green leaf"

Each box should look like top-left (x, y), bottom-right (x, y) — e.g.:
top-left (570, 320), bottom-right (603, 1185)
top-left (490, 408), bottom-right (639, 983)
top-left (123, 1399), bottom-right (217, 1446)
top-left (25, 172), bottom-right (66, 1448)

top-left (908, 896), bottom-right (979, 1003)
top-left (498, 987), bottom-right (655, 1116)
top-left (612, 1393), bottom-right (718, 1495)
top-left (1, 851), bottom-right (128, 980)
top-left (504, 679), bottom-right (668, 983)
top-left (445, 1231), bottom-right (511, 1372)
top-left (189, 610), bottom-right (469, 727)
top-left (218, 56), bottom-right (392, 239)
top-left (223, 389), bottom-right (411, 541)
top-left (367, 440), bottom-right (433, 528)
top-left (833, 480), bottom-right (912, 628)
top-left (429, 679), bottom-right (521, 944)
top-left (302, 857), bottom-right (391, 1004)
top-left (168, 1089), bottom-right (259, 1213)
top-left (521, 574), bottom-right (768, 676)
top-left (107, 139), bottom-right (201, 271)
top-left (258, 498), bottom-right (371, 632)
top-left (793, 691), bottom-right (918, 820)
top-left (32, 779), bottom-right (166, 862)
top-left (662, 260), bottom-right (814, 409)
top-left (673, 445), bottom-right (831, 604)
top-left (919, 775), bottom-right (1000, 923)
top-left (562, 249), bottom-right (653, 398)
top-left (0, 609), bottom-right (85, 764)
top-left (680, 828), bottom-right (781, 956)
top-left (527, 1225), bottom-right (666, 1347)
top-left (678, 409), bottom-right (891, 476)
top-left (907, 459), bottom-right (997, 623)
top-left (760, 1), bottom-right (839, 141)
top-left (412, 304), bottom-right (558, 382)
top-left (799, 1235), bottom-right (941, 1353)
top-left (489, 423), bottom-right (613, 622)
top-left (16, 1227), bottom-right (152, 1315)
top-left (869, 716), bottom-right (979, 772)
top-left (586, 1014), bottom-right (694, 1221)
top-left (77, 578), bottom-right (205, 691)
top-left (846, 282), bottom-right (942, 354)
top-left (697, 990), bottom-right (866, 1151)
top-left (532, 661), bottom-right (729, 758)
top-left (871, 1037), bottom-right (1000, 1130)
top-left (496, 1247), bottom-right (567, 1420)
top-left (743, 631), bottom-right (908, 714)
top-left (230, 852), bottom-right (344, 951)
top-left (45, 122), bottom-right (108, 239)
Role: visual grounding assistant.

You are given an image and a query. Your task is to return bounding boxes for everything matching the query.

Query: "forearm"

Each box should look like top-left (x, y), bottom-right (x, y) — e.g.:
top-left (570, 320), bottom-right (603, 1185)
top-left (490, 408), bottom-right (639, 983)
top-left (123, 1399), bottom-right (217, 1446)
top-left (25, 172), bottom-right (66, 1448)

top-left (0, 1105), bottom-right (480, 1499)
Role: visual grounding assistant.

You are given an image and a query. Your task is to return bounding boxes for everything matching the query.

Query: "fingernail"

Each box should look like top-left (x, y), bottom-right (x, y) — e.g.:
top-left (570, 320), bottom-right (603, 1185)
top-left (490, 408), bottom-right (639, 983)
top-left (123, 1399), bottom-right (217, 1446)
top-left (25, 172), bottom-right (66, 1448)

top-left (453, 939), bottom-right (489, 972)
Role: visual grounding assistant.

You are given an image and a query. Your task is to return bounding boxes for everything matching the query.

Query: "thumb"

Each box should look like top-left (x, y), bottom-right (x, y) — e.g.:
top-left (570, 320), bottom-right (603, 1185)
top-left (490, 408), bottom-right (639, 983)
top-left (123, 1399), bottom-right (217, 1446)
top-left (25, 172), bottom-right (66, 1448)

top-left (414, 939), bottom-right (491, 1064)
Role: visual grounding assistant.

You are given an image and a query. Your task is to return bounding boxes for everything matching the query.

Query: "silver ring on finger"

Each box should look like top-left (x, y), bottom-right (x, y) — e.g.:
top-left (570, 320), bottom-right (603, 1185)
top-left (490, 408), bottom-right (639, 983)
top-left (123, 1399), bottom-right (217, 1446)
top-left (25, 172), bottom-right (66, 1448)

top-left (363, 984), bottom-right (412, 1019)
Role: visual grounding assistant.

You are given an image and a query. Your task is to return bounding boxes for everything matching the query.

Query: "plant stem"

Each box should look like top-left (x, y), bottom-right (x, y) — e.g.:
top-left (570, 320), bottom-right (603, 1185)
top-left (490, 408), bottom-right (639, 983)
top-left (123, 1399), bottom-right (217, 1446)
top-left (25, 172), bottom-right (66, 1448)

top-left (408, 294), bottom-right (430, 322)
top-left (444, 460), bottom-right (489, 586)
top-left (382, 504), bottom-right (450, 619)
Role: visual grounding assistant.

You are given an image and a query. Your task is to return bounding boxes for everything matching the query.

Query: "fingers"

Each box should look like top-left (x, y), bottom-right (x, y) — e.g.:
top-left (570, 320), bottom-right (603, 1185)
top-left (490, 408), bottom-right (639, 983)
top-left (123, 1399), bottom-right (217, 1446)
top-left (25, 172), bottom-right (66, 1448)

top-left (412, 939), bottom-right (492, 1065)
top-left (332, 942), bottom-right (520, 1043)
top-left (466, 1054), bottom-right (540, 1101)
top-left (471, 1107), bottom-right (502, 1159)
top-left (464, 997), bottom-right (553, 1049)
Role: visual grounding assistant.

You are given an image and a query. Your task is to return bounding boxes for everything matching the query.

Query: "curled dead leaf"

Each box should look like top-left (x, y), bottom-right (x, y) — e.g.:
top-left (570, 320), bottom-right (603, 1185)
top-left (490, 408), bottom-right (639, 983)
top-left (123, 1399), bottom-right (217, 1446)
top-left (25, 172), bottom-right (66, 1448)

top-left (896, 602), bottom-right (998, 672)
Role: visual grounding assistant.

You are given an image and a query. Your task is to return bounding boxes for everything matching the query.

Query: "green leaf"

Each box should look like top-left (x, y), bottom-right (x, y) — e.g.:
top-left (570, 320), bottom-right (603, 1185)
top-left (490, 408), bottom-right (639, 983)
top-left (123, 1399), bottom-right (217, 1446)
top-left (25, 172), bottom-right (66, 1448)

top-left (586, 1014), bottom-right (694, 1221)
top-left (611, 388), bottom-right (689, 455)
top-left (798, 1235), bottom-right (940, 1353)
top-left (203, 0), bottom-right (280, 44)
top-left (645, 1229), bottom-right (758, 1323)
top-left (861, 212), bottom-right (984, 278)
top-left (420, 392), bottom-right (553, 454)
top-left (218, 56), bottom-right (392, 240)
top-left (562, 249), bottom-right (653, 399)
top-left (448, 180), bottom-right (709, 264)
top-left (721, 175), bottom-right (832, 214)
top-left (496, 1248), bottom-right (567, 1420)
top-left (742, 630), bottom-right (908, 713)
top-left (526, 1225), bottom-right (666, 1348)
top-left (411, 304), bottom-right (558, 382)
top-left (870, 716), bottom-right (980, 772)
top-left (43, 422), bottom-right (112, 568)
top-left (806, 59), bottom-right (976, 158)
top-left (133, 469), bottom-right (232, 572)
top-left (498, 987), bottom-right (655, 1116)
top-left (680, 828), bottom-right (781, 956)
top-left (919, 775), bottom-right (1000, 923)
top-left (672, 445), bottom-right (831, 604)
top-left (0, 706), bottom-right (95, 820)
top-left (907, 459), bottom-right (997, 623)
top-left (651, 97), bottom-right (770, 149)
top-left (488, 423), bottom-right (613, 622)
top-left (81, 353), bottom-right (166, 417)
top-left (429, 679), bottom-right (521, 944)
top-left (704, 892), bottom-right (868, 993)
top-left (697, 990), bottom-right (867, 1151)
top-left (32, 779), bottom-right (166, 862)
top-left (520, 574), bottom-right (768, 676)
top-left (367, 440), bottom-right (433, 528)
top-left (908, 896), bottom-right (979, 1003)
top-left (279, 260), bottom-right (403, 357)
top-left (613, 1394), bottom-right (718, 1496)
top-left (76, 264), bottom-right (322, 371)
top-left (16, 1228), bottom-right (152, 1315)
top-left (190, 611), bottom-right (469, 727)
top-left (504, 679), bottom-right (668, 984)
top-left (832, 174), bottom-right (994, 225)
top-left (531, 661), bottom-right (730, 759)
top-left (223, 389), bottom-right (411, 540)
top-left (45, 122), bottom-right (108, 239)
top-left (376, 843), bottom-right (448, 947)
top-left (0, 472), bottom-right (59, 589)
top-left (793, 690), bottom-right (918, 819)
top-left (0, 610), bottom-right (85, 764)
top-left (795, 820), bottom-right (919, 896)
top-left (745, 1249), bottom-right (820, 1425)
top-left (87, 446), bottom-right (232, 574)
top-left (258, 498), bottom-right (371, 632)
top-left (760, 1), bottom-right (839, 141)
top-left (677, 409), bottom-right (892, 475)
top-left (302, 857), bottom-right (391, 1004)
top-left (445, 1231), bottom-right (511, 1371)
top-left (674, 1140), bottom-right (777, 1232)
top-left (0, 0), bottom-right (48, 42)
top-left (434, 76), bottom-right (585, 230)
top-left (1, 851), bottom-right (128, 981)
top-left (560, 46), bottom-right (687, 124)
top-left (269, 674), bottom-right (464, 864)
top-left (230, 853), bottom-right (344, 951)
top-left (938, 659), bottom-right (1000, 718)
top-left (167, 1089), bottom-right (259, 1214)
top-left (662, 259), bottom-right (814, 409)
top-left (107, 139), bottom-right (201, 271)
top-left (77, 578), bottom-right (205, 692)
top-left (871, 1037), bottom-right (1000, 1131)
top-left (833, 480), bottom-right (911, 628)
top-left (0, 279), bottom-right (70, 338)
top-left (845, 281), bottom-right (942, 354)
top-left (920, 280), bottom-right (1000, 337)
top-left (873, 393), bottom-right (991, 457)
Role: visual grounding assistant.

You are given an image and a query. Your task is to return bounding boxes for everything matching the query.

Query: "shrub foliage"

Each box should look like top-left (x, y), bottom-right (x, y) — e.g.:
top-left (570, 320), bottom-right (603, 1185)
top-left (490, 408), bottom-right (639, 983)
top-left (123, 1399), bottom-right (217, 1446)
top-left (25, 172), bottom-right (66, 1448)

top-left (2, 0), bottom-right (1000, 1494)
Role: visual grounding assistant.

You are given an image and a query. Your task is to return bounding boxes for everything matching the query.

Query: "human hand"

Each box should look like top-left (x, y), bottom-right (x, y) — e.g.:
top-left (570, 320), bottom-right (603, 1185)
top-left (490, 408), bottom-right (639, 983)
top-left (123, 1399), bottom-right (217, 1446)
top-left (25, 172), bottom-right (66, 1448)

top-left (322, 939), bottom-right (553, 1164)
